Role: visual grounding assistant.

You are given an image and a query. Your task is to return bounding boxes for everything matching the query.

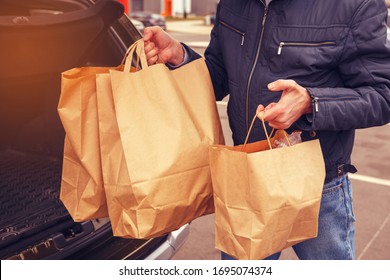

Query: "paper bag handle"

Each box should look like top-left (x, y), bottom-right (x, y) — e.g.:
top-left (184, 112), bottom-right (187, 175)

top-left (123, 39), bottom-right (148, 72)
top-left (241, 113), bottom-right (291, 151)
top-left (122, 39), bottom-right (165, 72)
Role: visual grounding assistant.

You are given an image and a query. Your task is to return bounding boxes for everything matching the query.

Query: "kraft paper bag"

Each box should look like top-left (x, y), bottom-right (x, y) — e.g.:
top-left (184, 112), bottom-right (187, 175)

top-left (209, 115), bottom-right (325, 260)
top-left (95, 72), bottom-right (133, 225)
top-left (58, 66), bottom-right (118, 221)
top-left (105, 39), bottom-right (225, 239)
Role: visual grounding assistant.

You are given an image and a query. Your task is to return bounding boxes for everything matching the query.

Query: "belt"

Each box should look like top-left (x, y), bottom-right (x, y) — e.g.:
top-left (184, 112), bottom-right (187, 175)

top-left (325, 164), bottom-right (357, 183)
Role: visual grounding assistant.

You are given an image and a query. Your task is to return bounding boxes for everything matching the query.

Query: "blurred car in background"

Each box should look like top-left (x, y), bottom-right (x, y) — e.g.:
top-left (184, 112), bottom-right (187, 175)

top-left (130, 11), bottom-right (166, 30)
top-left (130, 18), bottom-right (145, 33)
top-left (204, 14), bottom-right (215, 25)
top-left (0, 0), bottom-right (188, 260)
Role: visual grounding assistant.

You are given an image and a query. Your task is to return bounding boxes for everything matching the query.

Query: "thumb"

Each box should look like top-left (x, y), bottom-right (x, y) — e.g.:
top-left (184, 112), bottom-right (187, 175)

top-left (256, 104), bottom-right (265, 120)
top-left (268, 79), bottom-right (297, 92)
top-left (256, 104), bottom-right (265, 114)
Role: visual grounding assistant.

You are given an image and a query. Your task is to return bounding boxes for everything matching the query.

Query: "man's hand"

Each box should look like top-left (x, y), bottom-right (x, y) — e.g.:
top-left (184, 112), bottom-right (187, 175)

top-left (143, 26), bottom-right (185, 66)
top-left (256, 79), bottom-right (312, 129)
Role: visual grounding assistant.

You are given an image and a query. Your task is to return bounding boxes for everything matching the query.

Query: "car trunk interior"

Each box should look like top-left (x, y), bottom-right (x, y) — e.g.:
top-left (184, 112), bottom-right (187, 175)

top-left (0, 0), bottom-right (129, 259)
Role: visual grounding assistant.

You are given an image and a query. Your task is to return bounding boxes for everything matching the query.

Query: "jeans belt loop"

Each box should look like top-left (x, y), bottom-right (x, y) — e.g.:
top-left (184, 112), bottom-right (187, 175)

top-left (337, 164), bottom-right (357, 178)
top-left (337, 164), bottom-right (345, 178)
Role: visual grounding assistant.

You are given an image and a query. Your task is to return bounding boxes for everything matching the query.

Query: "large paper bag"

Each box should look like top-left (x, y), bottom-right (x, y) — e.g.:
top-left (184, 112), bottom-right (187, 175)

top-left (95, 71), bottom-right (132, 225)
top-left (105, 40), bottom-right (224, 239)
top-left (58, 66), bottom-right (117, 221)
top-left (209, 115), bottom-right (325, 260)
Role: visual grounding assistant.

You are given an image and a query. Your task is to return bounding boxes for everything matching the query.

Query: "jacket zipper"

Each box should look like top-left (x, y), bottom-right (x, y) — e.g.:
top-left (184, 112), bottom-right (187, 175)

top-left (311, 96), bottom-right (358, 113)
top-left (277, 41), bottom-right (337, 55)
top-left (245, 3), bottom-right (268, 132)
top-left (312, 96), bottom-right (319, 112)
top-left (219, 20), bottom-right (246, 45)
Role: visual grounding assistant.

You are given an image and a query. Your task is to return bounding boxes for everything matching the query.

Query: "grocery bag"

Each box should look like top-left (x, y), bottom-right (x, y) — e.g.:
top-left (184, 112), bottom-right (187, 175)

top-left (58, 66), bottom-right (118, 221)
top-left (105, 39), bottom-right (224, 238)
top-left (209, 114), bottom-right (325, 260)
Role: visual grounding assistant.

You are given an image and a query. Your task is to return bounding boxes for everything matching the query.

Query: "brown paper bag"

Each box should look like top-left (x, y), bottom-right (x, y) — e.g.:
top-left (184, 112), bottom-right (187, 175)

top-left (95, 71), bottom-right (133, 225)
top-left (209, 115), bottom-right (325, 260)
top-left (58, 66), bottom-right (118, 221)
top-left (104, 39), bottom-right (224, 239)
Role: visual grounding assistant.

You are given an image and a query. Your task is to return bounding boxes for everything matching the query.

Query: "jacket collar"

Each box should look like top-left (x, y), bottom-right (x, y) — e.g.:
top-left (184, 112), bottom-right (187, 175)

top-left (261, 0), bottom-right (274, 7)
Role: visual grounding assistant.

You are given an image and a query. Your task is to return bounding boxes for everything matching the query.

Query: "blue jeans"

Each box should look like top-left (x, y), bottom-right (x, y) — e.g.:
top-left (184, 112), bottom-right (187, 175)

top-left (221, 175), bottom-right (356, 260)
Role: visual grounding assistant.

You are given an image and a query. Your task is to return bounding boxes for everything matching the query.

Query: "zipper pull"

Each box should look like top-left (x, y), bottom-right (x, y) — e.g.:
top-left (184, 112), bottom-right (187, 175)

top-left (278, 42), bottom-right (285, 55)
top-left (241, 34), bottom-right (245, 46)
top-left (262, 8), bottom-right (268, 27)
top-left (312, 96), bottom-right (319, 112)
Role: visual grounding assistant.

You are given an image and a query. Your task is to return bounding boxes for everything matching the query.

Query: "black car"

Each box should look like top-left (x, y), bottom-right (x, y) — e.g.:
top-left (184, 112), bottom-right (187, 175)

top-left (0, 0), bottom-right (189, 260)
top-left (130, 11), bottom-right (167, 31)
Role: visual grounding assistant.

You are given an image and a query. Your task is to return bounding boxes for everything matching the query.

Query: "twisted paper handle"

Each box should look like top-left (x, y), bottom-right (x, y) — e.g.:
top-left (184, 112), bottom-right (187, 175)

top-left (241, 113), bottom-right (290, 152)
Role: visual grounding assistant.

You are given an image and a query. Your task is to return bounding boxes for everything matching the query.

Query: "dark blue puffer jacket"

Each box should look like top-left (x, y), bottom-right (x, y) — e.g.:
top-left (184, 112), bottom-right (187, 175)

top-left (185, 0), bottom-right (390, 182)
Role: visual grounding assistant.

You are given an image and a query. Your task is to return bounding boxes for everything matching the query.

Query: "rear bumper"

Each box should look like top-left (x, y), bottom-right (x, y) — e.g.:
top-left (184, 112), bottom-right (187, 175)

top-left (145, 224), bottom-right (190, 260)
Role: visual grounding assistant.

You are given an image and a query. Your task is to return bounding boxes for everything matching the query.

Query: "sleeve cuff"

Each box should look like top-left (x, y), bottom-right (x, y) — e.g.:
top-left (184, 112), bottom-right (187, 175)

top-left (166, 44), bottom-right (190, 69)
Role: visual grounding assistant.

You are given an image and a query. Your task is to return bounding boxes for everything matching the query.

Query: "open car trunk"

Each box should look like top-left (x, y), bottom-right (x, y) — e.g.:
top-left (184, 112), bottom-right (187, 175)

top-left (0, 0), bottom-right (160, 260)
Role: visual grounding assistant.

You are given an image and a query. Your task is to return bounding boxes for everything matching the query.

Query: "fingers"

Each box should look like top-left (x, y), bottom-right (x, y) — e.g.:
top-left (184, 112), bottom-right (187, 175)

top-left (144, 40), bottom-right (154, 53)
top-left (256, 103), bottom-right (281, 125)
top-left (268, 79), bottom-right (297, 92)
top-left (143, 26), bottom-right (182, 65)
top-left (143, 26), bottom-right (164, 64)
top-left (262, 103), bottom-right (280, 122)
top-left (144, 41), bottom-right (159, 65)
top-left (256, 104), bottom-right (265, 120)
top-left (257, 103), bottom-right (277, 119)
top-left (260, 79), bottom-right (310, 129)
top-left (147, 54), bottom-right (159, 65)
top-left (144, 28), bottom-right (162, 65)
top-left (257, 102), bottom-right (290, 130)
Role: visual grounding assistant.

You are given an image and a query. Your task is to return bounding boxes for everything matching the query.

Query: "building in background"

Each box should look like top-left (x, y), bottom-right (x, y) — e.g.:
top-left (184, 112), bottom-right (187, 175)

top-left (171, 0), bottom-right (191, 17)
top-left (154, 0), bottom-right (191, 17)
top-left (143, 0), bottom-right (162, 13)
top-left (128, 0), bottom-right (164, 14)
top-left (191, 0), bottom-right (218, 16)
top-left (122, 0), bottom-right (217, 17)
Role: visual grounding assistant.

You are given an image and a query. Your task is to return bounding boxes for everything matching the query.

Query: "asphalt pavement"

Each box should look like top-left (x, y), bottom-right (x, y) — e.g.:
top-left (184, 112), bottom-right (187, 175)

top-left (166, 20), bottom-right (390, 260)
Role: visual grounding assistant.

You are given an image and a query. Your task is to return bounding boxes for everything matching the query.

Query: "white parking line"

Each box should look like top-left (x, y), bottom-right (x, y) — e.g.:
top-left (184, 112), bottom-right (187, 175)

top-left (357, 212), bottom-right (390, 260)
top-left (186, 41), bottom-right (209, 48)
top-left (348, 173), bottom-right (390, 187)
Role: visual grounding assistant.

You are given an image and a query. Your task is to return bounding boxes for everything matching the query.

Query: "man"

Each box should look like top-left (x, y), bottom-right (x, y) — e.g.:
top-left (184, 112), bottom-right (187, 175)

top-left (143, 0), bottom-right (390, 259)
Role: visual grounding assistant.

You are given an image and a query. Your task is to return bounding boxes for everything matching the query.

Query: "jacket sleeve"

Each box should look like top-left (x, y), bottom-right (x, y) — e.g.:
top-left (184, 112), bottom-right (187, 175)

top-left (180, 2), bottom-right (228, 101)
top-left (203, 3), bottom-right (229, 101)
top-left (182, 33), bottom-right (228, 101)
top-left (300, 0), bottom-right (390, 131)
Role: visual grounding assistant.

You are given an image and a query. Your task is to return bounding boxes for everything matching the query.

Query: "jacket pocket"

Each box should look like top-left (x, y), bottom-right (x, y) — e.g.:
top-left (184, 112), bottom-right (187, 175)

top-left (267, 39), bottom-right (338, 75)
top-left (277, 41), bottom-right (336, 55)
top-left (218, 18), bottom-right (247, 84)
top-left (219, 20), bottom-right (246, 46)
